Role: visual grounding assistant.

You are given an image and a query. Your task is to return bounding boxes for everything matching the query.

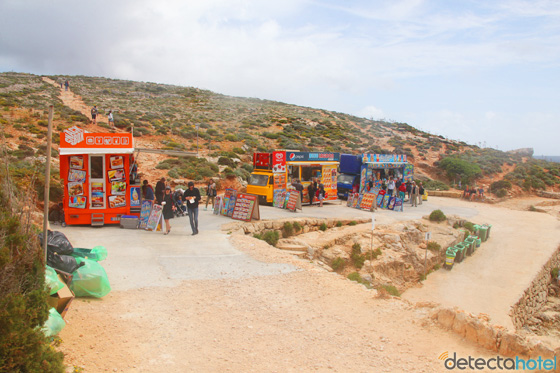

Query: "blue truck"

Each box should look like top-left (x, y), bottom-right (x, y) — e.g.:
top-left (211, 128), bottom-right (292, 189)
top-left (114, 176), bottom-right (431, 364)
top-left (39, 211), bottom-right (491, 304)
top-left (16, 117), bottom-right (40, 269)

top-left (337, 154), bottom-right (362, 199)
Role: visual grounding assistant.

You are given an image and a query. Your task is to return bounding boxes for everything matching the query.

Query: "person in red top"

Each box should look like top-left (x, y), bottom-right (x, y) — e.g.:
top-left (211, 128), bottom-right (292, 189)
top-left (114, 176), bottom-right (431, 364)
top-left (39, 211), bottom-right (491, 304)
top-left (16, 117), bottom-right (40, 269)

top-left (398, 182), bottom-right (407, 199)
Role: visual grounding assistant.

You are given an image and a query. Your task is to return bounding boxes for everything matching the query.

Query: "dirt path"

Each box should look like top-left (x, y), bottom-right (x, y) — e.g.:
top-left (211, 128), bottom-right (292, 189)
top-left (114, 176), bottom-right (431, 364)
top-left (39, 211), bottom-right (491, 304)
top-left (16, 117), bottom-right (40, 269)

top-left (42, 76), bottom-right (106, 125)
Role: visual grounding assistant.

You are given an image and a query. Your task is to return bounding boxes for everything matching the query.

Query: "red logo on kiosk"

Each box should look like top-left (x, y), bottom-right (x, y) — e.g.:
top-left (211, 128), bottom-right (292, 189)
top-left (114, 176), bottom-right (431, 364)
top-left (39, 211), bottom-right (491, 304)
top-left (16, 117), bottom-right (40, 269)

top-left (273, 151), bottom-right (286, 173)
top-left (289, 153), bottom-right (296, 161)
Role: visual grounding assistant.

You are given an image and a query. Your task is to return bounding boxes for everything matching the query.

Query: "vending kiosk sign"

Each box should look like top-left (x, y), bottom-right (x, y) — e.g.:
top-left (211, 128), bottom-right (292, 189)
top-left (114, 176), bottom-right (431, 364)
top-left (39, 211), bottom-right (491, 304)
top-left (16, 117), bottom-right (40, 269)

top-left (59, 126), bottom-right (138, 226)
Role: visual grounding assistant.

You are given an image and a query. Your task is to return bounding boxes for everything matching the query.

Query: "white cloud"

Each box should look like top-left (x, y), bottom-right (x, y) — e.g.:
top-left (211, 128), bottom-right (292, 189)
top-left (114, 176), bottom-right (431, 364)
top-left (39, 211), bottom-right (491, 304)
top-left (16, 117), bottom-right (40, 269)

top-left (358, 105), bottom-right (385, 120)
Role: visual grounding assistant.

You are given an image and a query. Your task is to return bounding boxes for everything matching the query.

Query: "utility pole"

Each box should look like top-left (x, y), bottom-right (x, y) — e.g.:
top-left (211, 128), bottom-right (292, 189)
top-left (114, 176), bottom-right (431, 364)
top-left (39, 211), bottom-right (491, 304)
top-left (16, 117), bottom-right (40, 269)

top-left (42, 105), bottom-right (54, 263)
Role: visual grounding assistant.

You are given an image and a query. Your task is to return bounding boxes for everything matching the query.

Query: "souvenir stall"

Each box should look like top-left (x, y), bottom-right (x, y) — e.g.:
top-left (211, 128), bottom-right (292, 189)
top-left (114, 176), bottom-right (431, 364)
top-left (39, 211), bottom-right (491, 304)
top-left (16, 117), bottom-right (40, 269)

top-left (358, 154), bottom-right (413, 193)
top-left (59, 126), bottom-right (141, 226)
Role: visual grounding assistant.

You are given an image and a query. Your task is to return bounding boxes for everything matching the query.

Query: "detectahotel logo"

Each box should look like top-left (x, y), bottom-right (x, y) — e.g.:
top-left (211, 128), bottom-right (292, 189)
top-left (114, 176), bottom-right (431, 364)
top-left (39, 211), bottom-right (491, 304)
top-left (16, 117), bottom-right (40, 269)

top-left (439, 351), bottom-right (557, 371)
top-left (64, 126), bottom-right (86, 146)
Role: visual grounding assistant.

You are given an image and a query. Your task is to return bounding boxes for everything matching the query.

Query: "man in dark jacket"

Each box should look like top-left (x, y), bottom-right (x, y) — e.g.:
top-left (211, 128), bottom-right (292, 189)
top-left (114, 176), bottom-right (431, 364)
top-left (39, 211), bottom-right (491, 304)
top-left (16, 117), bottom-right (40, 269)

top-left (307, 180), bottom-right (316, 206)
top-left (183, 181), bottom-right (201, 235)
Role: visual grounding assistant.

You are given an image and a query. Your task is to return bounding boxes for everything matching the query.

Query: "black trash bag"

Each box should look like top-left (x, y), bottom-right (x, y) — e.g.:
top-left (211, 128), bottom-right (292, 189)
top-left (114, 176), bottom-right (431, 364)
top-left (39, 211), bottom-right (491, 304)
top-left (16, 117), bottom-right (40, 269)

top-left (38, 230), bottom-right (74, 256)
top-left (47, 252), bottom-right (83, 273)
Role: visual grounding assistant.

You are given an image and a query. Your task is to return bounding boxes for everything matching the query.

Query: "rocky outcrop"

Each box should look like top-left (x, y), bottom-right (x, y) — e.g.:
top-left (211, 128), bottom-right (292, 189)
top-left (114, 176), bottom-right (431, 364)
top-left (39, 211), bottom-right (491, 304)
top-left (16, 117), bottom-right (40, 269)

top-left (507, 147), bottom-right (534, 157)
top-left (538, 190), bottom-right (560, 200)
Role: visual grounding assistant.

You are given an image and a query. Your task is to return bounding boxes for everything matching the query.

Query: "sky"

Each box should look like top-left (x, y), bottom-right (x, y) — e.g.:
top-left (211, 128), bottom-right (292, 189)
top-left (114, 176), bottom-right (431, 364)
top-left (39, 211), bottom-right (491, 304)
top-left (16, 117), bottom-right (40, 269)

top-left (1, 0), bottom-right (559, 155)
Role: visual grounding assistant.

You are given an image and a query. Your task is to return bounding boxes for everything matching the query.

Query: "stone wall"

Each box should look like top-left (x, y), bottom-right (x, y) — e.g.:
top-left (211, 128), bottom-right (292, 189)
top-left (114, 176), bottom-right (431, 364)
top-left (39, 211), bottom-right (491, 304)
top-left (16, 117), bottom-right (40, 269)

top-left (538, 190), bottom-right (560, 200)
top-left (432, 307), bottom-right (559, 360)
top-left (223, 217), bottom-right (371, 236)
top-left (510, 246), bottom-right (560, 329)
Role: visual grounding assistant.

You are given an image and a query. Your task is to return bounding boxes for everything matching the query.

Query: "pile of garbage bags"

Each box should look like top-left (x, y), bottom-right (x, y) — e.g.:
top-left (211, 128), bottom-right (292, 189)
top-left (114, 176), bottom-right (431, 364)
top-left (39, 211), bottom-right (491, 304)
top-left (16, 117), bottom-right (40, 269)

top-left (40, 230), bottom-right (111, 337)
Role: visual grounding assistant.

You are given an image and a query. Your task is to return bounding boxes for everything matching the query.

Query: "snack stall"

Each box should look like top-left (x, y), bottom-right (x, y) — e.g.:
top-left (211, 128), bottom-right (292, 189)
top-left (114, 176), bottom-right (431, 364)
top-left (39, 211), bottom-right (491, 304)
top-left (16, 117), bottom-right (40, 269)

top-left (358, 153), bottom-right (413, 193)
top-left (59, 126), bottom-right (141, 226)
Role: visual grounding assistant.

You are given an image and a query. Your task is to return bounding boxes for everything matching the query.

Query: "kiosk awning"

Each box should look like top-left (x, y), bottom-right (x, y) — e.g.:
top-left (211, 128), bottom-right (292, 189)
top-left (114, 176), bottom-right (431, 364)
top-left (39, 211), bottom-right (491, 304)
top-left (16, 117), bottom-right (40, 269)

top-left (59, 147), bottom-right (135, 155)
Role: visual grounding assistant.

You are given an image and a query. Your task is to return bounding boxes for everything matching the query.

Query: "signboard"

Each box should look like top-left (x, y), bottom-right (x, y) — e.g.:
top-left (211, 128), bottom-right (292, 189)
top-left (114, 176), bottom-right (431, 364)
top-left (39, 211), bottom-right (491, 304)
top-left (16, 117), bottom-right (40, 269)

top-left (213, 195), bottom-right (222, 215)
top-left (362, 154), bottom-right (407, 163)
top-left (286, 151), bottom-right (339, 162)
top-left (360, 193), bottom-right (376, 211)
top-left (272, 151), bottom-right (286, 173)
top-left (404, 164), bottom-right (414, 182)
top-left (393, 198), bottom-right (403, 212)
top-left (347, 193), bottom-right (355, 207)
top-left (139, 200), bottom-right (153, 229)
top-left (232, 193), bottom-right (260, 222)
top-left (146, 203), bottom-right (163, 231)
top-left (221, 189), bottom-right (236, 216)
top-left (286, 192), bottom-right (300, 212)
top-left (274, 190), bottom-right (287, 208)
top-left (130, 187), bottom-right (141, 208)
top-left (273, 173), bottom-right (286, 190)
top-left (60, 126), bottom-right (134, 152)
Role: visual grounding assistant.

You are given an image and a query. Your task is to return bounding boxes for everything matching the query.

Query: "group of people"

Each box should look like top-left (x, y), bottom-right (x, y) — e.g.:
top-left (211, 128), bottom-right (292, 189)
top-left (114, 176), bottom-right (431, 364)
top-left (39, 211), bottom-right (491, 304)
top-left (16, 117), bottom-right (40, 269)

top-left (365, 177), bottom-right (425, 207)
top-left (141, 178), bottom-right (217, 236)
top-left (291, 179), bottom-right (326, 207)
top-left (462, 185), bottom-right (485, 201)
top-left (90, 105), bottom-right (114, 127)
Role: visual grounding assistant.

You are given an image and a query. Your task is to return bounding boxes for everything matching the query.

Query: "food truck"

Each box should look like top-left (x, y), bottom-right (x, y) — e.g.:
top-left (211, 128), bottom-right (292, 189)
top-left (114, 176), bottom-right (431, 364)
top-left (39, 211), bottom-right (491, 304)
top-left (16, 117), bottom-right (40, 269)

top-left (59, 126), bottom-right (140, 226)
top-left (247, 151), bottom-right (339, 204)
top-left (359, 153), bottom-right (413, 193)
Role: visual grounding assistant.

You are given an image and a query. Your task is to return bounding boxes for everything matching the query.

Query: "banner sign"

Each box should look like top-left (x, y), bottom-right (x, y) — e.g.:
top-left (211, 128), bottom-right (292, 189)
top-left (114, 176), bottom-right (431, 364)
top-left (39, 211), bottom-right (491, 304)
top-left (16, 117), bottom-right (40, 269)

top-left (286, 152), bottom-right (339, 162)
top-left (139, 200), bottom-right (153, 229)
top-left (272, 151), bottom-right (286, 173)
top-left (362, 154), bottom-right (407, 163)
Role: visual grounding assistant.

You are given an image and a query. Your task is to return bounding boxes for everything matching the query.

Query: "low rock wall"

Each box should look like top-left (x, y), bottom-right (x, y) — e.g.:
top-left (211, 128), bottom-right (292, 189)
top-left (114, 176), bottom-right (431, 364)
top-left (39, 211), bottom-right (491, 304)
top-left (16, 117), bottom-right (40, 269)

top-left (432, 307), bottom-right (559, 360)
top-left (510, 246), bottom-right (560, 329)
top-left (224, 217), bottom-right (371, 236)
top-left (427, 190), bottom-right (462, 198)
top-left (538, 190), bottom-right (560, 199)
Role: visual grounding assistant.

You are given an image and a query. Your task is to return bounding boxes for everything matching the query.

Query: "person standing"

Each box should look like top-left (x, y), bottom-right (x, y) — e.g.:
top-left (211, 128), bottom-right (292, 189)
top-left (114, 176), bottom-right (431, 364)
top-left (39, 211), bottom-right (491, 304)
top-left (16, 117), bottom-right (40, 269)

top-left (64, 80), bottom-right (69, 91)
top-left (184, 181), bottom-right (201, 235)
top-left (387, 178), bottom-right (395, 197)
top-left (418, 182), bottom-right (425, 205)
top-left (294, 179), bottom-right (304, 206)
top-left (307, 179), bottom-right (316, 206)
top-left (406, 181), bottom-right (412, 201)
top-left (205, 179), bottom-right (216, 211)
top-left (398, 182), bottom-right (407, 200)
top-left (410, 182), bottom-right (419, 207)
top-left (91, 105), bottom-right (98, 125)
top-left (141, 180), bottom-right (155, 201)
top-left (162, 187), bottom-right (175, 235)
top-left (317, 183), bottom-right (326, 207)
top-left (107, 110), bottom-right (114, 127)
top-left (155, 177), bottom-right (166, 204)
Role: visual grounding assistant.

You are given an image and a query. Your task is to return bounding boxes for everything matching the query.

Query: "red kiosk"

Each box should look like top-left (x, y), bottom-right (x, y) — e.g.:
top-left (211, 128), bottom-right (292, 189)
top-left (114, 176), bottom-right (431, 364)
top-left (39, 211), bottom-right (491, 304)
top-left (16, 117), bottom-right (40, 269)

top-left (59, 126), bottom-right (140, 226)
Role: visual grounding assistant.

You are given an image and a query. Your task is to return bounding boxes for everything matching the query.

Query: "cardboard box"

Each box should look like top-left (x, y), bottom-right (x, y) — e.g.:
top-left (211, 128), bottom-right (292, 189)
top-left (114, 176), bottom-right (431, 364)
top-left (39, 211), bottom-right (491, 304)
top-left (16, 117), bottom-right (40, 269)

top-left (48, 274), bottom-right (75, 319)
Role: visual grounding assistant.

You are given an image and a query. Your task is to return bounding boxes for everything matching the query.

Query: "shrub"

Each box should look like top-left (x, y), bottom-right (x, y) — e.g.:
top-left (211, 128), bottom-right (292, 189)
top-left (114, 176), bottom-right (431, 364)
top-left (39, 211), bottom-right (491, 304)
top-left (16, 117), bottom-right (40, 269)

top-left (349, 221), bottom-right (357, 226)
top-left (0, 165), bottom-right (65, 371)
top-left (463, 222), bottom-right (475, 233)
top-left (336, 221), bottom-right (342, 227)
top-left (378, 284), bottom-right (400, 297)
top-left (331, 257), bottom-right (345, 272)
top-left (371, 248), bottom-right (382, 260)
top-left (347, 272), bottom-right (371, 288)
top-left (293, 221), bottom-right (302, 232)
top-left (496, 188), bottom-right (507, 198)
top-left (351, 243), bottom-right (366, 269)
top-left (426, 241), bottom-right (441, 252)
top-left (551, 267), bottom-right (559, 279)
top-left (283, 222), bottom-right (294, 237)
top-left (439, 156), bottom-right (482, 183)
top-left (429, 209), bottom-right (446, 222)
top-left (490, 180), bottom-right (512, 193)
top-left (319, 222), bottom-right (327, 231)
top-left (262, 231), bottom-right (279, 246)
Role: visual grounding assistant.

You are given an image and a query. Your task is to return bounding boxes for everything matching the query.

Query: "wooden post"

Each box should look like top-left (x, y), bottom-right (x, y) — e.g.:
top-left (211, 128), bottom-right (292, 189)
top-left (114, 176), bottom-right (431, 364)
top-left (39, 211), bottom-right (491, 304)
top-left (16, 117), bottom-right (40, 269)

top-left (43, 105), bottom-right (54, 263)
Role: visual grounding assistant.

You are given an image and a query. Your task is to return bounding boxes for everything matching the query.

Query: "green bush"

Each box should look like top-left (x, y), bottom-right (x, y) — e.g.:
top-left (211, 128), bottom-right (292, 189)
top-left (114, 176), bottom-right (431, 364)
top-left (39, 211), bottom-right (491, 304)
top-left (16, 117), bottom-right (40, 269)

top-left (551, 267), bottom-right (558, 279)
top-left (422, 179), bottom-right (450, 191)
top-left (439, 156), bottom-right (482, 183)
top-left (429, 209), bottom-right (446, 222)
top-left (490, 180), bottom-right (512, 193)
top-left (331, 257), bottom-right (345, 272)
top-left (463, 222), bottom-right (475, 232)
top-left (379, 284), bottom-right (400, 297)
top-left (351, 243), bottom-right (366, 269)
top-left (283, 222), bottom-right (294, 237)
top-left (319, 222), bottom-right (327, 231)
top-left (262, 231), bottom-right (280, 246)
top-left (349, 221), bottom-right (357, 226)
top-left (426, 241), bottom-right (441, 252)
top-left (336, 221), bottom-right (342, 227)
top-left (0, 168), bottom-right (65, 371)
top-left (347, 272), bottom-right (371, 287)
top-left (293, 221), bottom-right (302, 232)
top-left (371, 248), bottom-right (382, 260)
top-left (496, 188), bottom-right (507, 198)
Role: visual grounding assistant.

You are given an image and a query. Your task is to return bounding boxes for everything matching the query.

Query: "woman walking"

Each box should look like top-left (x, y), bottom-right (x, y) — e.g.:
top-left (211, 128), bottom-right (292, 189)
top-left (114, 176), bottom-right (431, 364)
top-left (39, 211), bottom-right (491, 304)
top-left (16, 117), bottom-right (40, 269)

top-left (162, 186), bottom-right (175, 234)
top-left (317, 183), bottom-right (326, 207)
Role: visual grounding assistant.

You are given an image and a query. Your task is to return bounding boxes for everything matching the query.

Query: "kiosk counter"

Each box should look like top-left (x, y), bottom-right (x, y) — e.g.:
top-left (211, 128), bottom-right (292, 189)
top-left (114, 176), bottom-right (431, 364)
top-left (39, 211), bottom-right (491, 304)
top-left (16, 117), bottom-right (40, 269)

top-left (59, 126), bottom-right (141, 226)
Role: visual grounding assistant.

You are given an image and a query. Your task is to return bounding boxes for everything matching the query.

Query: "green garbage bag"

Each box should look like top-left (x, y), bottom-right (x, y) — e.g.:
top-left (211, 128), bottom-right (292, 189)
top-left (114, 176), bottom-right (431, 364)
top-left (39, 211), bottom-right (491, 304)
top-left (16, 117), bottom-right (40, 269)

top-left (42, 308), bottom-right (65, 337)
top-left (45, 265), bottom-right (64, 295)
top-left (72, 245), bottom-right (108, 261)
top-left (70, 258), bottom-right (111, 298)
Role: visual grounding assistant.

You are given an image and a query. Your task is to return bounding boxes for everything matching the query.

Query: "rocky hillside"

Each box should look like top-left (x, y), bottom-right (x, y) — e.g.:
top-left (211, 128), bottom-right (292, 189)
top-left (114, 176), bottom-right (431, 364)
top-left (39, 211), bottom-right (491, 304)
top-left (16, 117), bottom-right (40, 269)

top-left (1, 72), bottom-right (559, 203)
